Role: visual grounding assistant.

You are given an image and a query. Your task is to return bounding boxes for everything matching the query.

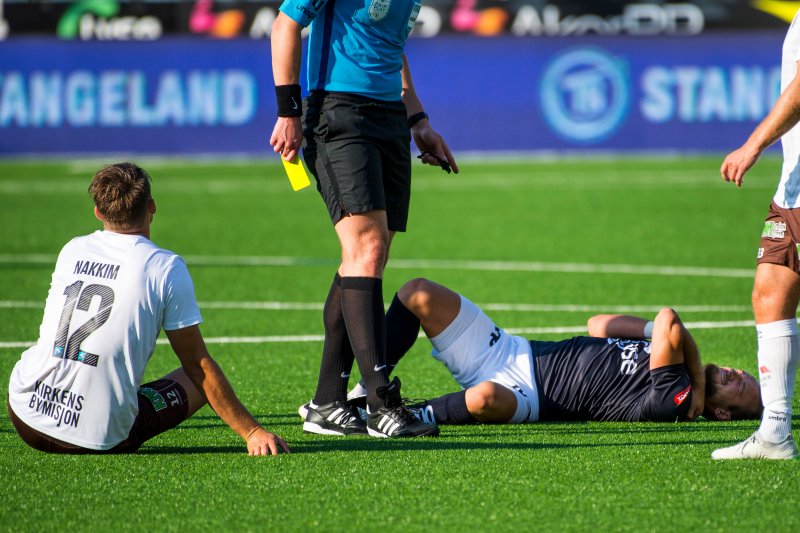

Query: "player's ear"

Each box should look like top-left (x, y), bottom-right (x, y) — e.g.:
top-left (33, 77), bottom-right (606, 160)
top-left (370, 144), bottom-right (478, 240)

top-left (714, 406), bottom-right (731, 421)
top-left (93, 206), bottom-right (104, 222)
top-left (148, 198), bottom-right (156, 215)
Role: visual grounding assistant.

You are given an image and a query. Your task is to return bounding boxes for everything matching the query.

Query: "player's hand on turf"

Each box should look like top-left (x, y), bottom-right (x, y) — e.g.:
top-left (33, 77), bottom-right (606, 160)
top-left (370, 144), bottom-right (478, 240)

top-left (412, 123), bottom-right (459, 174)
top-left (270, 117), bottom-right (303, 162)
top-left (720, 145), bottom-right (760, 187)
top-left (247, 427), bottom-right (291, 456)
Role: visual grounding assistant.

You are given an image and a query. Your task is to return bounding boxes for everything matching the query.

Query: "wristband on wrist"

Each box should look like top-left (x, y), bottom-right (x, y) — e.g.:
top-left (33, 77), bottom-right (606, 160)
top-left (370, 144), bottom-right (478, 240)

top-left (407, 111), bottom-right (428, 129)
top-left (643, 321), bottom-right (654, 338)
top-left (275, 84), bottom-right (302, 117)
top-left (246, 426), bottom-right (262, 440)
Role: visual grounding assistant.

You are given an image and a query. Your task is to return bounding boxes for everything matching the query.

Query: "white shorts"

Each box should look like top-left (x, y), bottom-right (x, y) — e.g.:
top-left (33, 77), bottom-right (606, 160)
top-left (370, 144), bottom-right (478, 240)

top-left (429, 295), bottom-right (539, 423)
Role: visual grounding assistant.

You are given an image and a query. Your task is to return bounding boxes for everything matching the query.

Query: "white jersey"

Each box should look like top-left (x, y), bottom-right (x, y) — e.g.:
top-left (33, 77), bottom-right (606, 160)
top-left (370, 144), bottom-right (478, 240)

top-left (8, 231), bottom-right (202, 450)
top-left (776, 11), bottom-right (800, 208)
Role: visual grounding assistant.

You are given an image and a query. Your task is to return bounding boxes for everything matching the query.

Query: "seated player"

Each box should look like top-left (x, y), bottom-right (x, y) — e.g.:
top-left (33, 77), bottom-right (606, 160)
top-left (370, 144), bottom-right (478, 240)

top-left (345, 278), bottom-right (762, 425)
top-left (7, 163), bottom-right (289, 455)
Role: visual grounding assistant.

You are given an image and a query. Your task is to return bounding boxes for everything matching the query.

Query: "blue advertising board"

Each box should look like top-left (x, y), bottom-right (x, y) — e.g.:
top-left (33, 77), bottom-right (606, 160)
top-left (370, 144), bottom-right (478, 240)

top-left (0, 33), bottom-right (786, 155)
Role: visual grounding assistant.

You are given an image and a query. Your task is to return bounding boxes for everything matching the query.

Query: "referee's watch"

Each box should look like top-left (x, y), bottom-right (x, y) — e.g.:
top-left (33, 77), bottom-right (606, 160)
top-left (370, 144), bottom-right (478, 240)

top-left (407, 111), bottom-right (428, 129)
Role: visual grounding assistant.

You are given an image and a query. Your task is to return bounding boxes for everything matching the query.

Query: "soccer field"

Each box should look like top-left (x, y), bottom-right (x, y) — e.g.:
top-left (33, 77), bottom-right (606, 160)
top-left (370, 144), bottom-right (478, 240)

top-left (1, 156), bottom-right (798, 531)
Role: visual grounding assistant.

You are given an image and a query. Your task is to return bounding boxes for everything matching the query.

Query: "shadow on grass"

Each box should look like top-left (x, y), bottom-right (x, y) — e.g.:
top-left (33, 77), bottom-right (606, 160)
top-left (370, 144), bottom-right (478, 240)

top-left (136, 426), bottom-right (751, 455)
top-left (136, 439), bottom-right (562, 455)
top-left (178, 414), bottom-right (299, 430)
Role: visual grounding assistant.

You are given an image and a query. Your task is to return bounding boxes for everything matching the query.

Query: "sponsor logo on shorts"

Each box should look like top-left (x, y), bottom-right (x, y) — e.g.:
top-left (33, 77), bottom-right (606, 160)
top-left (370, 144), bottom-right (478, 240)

top-left (762, 221), bottom-right (787, 239)
top-left (489, 326), bottom-right (502, 347)
top-left (674, 384), bottom-right (691, 406)
top-left (760, 365), bottom-right (770, 374)
top-left (139, 387), bottom-right (167, 411)
top-left (757, 247), bottom-right (764, 259)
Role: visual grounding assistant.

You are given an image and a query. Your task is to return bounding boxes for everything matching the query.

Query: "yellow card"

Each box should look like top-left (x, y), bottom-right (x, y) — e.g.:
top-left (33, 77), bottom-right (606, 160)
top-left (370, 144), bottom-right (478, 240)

top-left (281, 155), bottom-right (311, 191)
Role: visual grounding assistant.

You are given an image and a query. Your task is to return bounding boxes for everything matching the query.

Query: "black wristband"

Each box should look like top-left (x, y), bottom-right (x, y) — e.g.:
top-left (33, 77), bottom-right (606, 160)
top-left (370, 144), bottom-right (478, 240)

top-left (275, 84), bottom-right (302, 117)
top-left (407, 111), bottom-right (428, 129)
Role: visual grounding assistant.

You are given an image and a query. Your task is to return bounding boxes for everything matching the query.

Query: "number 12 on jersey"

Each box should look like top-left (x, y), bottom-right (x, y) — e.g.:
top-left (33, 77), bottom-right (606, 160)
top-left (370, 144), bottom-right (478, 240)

top-left (52, 280), bottom-right (115, 367)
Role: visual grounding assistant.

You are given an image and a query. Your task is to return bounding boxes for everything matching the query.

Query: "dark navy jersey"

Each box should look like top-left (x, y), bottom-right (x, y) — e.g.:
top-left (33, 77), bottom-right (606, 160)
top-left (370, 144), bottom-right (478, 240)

top-left (531, 336), bottom-right (692, 422)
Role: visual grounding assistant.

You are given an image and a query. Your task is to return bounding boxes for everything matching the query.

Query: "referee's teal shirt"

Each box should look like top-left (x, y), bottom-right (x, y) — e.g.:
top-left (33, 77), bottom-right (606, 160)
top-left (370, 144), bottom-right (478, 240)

top-left (279, 0), bottom-right (421, 101)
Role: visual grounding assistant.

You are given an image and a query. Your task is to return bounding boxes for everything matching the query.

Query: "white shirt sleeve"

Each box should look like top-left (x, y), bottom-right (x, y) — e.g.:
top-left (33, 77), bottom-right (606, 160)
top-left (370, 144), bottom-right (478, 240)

top-left (162, 256), bottom-right (203, 331)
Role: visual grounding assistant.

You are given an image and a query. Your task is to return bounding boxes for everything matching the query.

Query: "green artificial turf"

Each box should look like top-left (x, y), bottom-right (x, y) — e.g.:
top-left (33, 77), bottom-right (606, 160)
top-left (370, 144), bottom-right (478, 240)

top-left (0, 156), bottom-right (797, 532)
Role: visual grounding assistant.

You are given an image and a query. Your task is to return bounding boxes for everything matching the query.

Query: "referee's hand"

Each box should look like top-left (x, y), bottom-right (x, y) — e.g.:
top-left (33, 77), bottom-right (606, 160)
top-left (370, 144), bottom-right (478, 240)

top-left (413, 123), bottom-right (459, 174)
top-left (270, 117), bottom-right (303, 162)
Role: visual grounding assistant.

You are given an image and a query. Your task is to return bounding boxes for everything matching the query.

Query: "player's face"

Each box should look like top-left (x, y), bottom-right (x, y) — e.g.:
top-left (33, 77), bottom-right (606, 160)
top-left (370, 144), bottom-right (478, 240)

top-left (710, 366), bottom-right (761, 415)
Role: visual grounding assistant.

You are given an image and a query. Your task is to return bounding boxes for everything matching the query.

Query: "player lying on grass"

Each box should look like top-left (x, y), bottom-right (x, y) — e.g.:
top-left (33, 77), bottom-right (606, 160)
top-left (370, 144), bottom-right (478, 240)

top-left (344, 278), bottom-right (762, 425)
top-left (7, 163), bottom-right (289, 456)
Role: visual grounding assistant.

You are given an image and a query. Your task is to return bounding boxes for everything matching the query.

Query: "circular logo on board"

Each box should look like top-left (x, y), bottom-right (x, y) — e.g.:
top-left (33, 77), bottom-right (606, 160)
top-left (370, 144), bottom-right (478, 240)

top-left (540, 47), bottom-right (630, 144)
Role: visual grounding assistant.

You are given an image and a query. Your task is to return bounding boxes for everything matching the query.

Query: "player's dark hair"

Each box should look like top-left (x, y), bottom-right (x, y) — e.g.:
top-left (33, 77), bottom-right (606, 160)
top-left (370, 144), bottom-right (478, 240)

top-left (702, 364), bottom-right (762, 421)
top-left (89, 162), bottom-right (152, 230)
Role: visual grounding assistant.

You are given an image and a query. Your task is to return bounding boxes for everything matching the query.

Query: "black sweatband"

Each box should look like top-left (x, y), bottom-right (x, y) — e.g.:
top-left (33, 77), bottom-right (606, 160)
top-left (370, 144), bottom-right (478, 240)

top-left (275, 84), bottom-right (302, 117)
top-left (407, 111), bottom-right (428, 129)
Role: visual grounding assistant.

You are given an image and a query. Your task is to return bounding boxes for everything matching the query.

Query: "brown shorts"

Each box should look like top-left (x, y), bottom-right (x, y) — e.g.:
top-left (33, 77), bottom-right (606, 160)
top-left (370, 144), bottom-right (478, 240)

top-left (757, 201), bottom-right (800, 274)
top-left (8, 378), bottom-right (189, 454)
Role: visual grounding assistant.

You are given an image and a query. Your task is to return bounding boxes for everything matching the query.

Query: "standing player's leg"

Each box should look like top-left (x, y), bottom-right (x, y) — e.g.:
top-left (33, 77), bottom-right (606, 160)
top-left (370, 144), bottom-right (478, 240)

top-left (335, 210), bottom-right (392, 411)
top-left (336, 217), bottom-right (437, 437)
top-left (713, 263), bottom-right (800, 459)
top-left (752, 265), bottom-right (799, 444)
top-left (300, 272), bottom-right (366, 435)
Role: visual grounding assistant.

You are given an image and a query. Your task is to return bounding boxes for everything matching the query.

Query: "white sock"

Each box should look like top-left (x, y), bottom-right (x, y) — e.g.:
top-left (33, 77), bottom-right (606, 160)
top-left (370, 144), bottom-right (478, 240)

top-left (348, 380), bottom-right (367, 399)
top-left (756, 319), bottom-right (799, 443)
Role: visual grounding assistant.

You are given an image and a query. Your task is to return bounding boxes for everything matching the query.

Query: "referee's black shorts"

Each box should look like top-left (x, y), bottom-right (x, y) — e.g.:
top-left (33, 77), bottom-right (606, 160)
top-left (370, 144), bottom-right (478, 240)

top-left (302, 91), bottom-right (412, 232)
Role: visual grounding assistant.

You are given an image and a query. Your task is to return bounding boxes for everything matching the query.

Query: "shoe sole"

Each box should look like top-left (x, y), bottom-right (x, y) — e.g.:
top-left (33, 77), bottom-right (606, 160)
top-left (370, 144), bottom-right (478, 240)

top-left (367, 426), bottom-right (440, 438)
top-left (712, 450), bottom-right (799, 460)
top-left (303, 421), bottom-right (367, 436)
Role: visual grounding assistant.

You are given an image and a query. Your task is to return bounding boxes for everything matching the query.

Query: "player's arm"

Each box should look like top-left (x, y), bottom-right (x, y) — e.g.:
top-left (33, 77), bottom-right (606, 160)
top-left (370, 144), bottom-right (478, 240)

top-left (587, 314), bottom-right (650, 339)
top-left (269, 11), bottom-right (304, 161)
top-left (166, 325), bottom-right (290, 455)
top-left (401, 54), bottom-right (459, 174)
top-left (648, 308), bottom-right (705, 420)
top-left (721, 61), bottom-right (800, 187)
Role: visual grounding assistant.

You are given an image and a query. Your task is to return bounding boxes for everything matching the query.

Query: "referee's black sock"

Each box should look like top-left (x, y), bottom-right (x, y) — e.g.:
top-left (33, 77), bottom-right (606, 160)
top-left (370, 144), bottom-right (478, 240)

top-left (340, 276), bottom-right (389, 411)
top-left (312, 273), bottom-right (355, 406)
top-left (427, 390), bottom-right (478, 425)
top-left (385, 293), bottom-right (421, 372)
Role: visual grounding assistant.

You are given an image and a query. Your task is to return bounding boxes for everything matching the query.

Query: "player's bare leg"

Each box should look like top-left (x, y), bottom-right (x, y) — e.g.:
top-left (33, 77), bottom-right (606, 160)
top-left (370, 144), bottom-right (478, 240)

top-left (465, 382), bottom-right (518, 423)
top-left (162, 367), bottom-right (207, 417)
top-left (397, 277), bottom-right (462, 337)
top-left (713, 263), bottom-right (800, 459)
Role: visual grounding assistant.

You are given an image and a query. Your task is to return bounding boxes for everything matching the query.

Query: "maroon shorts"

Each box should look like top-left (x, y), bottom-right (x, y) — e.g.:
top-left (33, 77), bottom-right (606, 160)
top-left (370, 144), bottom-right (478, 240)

top-left (8, 378), bottom-right (189, 454)
top-left (757, 201), bottom-right (800, 274)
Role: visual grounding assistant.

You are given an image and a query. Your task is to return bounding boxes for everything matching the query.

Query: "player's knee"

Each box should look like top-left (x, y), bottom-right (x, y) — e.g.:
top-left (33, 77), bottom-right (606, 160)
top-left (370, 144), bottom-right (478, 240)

top-left (398, 278), bottom-right (435, 314)
top-left (467, 382), bottom-right (503, 416)
top-left (343, 233), bottom-right (388, 271)
top-left (751, 282), bottom-right (774, 311)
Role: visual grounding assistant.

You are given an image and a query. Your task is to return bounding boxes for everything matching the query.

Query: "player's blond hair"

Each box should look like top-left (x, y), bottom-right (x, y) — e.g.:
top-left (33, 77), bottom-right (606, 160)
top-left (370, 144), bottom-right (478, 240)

top-left (88, 162), bottom-right (152, 230)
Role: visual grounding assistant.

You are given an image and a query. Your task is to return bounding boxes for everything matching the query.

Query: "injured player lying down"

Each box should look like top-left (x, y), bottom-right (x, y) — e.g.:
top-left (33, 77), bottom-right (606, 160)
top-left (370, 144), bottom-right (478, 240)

top-left (344, 278), bottom-right (762, 426)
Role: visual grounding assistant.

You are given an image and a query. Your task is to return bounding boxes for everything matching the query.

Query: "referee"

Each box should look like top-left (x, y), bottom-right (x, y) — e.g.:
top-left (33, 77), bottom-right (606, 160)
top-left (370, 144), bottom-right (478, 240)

top-left (269, 0), bottom-right (457, 437)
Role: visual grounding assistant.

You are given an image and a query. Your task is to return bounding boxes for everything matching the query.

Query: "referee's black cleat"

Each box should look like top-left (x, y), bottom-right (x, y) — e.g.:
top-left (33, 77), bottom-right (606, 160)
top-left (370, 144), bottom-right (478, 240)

top-left (302, 400), bottom-right (368, 436)
top-left (367, 377), bottom-right (439, 438)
